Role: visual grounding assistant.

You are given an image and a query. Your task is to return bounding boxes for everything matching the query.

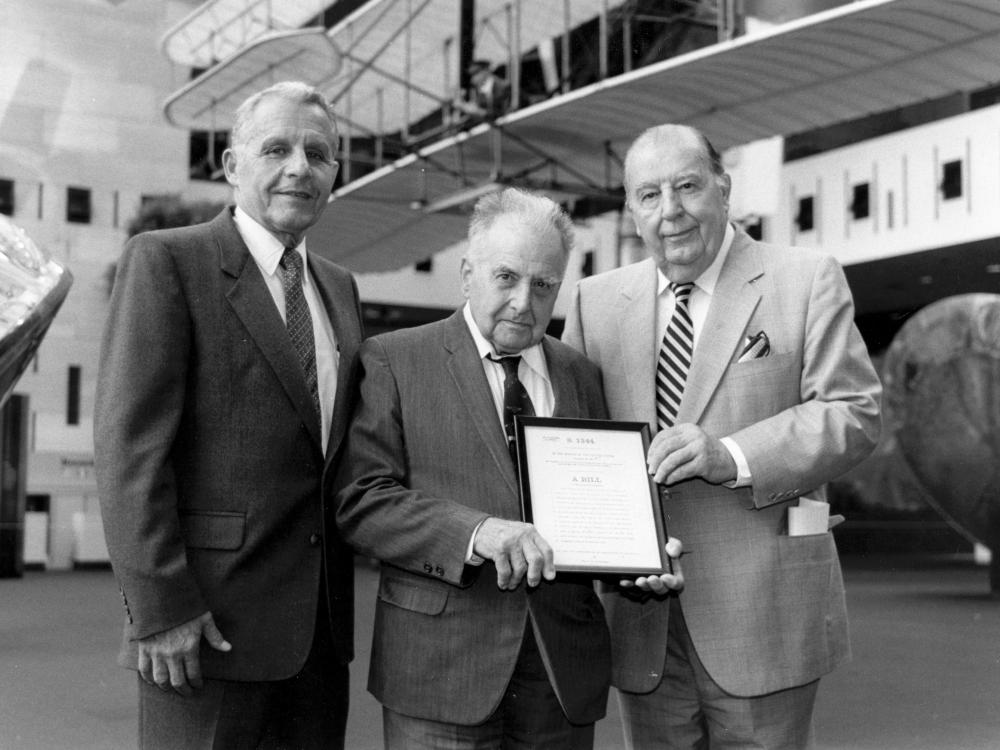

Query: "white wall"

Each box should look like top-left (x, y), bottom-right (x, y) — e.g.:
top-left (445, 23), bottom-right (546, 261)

top-left (773, 105), bottom-right (1000, 266)
top-left (0, 0), bottom-right (228, 568)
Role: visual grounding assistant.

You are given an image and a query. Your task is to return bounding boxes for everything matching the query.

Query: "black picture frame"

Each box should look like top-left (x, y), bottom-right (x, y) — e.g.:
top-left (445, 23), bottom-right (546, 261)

top-left (514, 416), bottom-right (671, 576)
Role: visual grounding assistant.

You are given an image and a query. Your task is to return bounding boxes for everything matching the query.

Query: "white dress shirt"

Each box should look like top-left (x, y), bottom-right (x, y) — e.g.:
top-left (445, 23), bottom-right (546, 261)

top-left (233, 207), bottom-right (339, 453)
top-left (461, 303), bottom-right (555, 562)
top-left (655, 223), bottom-right (752, 486)
top-left (462, 303), bottom-right (555, 421)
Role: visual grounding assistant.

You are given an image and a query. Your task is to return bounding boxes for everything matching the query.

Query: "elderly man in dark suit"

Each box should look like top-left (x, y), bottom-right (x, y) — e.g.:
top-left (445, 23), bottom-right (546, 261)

top-left (335, 187), bottom-right (683, 750)
top-left (94, 81), bottom-right (363, 749)
top-left (563, 124), bottom-right (882, 749)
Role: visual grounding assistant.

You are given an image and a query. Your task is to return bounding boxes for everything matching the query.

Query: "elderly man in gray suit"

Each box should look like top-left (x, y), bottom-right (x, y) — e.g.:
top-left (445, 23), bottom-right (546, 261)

top-left (335, 187), bottom-right (683, 749)
top-left (563, 124), bottom-right (882, 749)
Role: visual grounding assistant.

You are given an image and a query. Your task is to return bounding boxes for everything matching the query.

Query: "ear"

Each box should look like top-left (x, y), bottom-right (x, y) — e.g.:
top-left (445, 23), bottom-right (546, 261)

top-left (459, 257), bottom-right (473, 298)
top-left (718, 172), bottom-right (732, 202)
top-left (221, 149), bottom-right (239, 188)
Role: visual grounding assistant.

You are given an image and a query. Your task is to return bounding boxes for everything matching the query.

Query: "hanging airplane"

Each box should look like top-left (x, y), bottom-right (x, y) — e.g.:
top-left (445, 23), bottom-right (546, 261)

top-left (155, 0), bottom-right (1000, 567)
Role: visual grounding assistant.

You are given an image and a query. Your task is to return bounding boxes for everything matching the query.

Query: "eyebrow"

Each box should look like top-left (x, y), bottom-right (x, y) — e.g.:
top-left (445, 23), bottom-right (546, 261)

top-left (675, 170), bottom-right (703, 182)
top-left (258, 134), bottom-right (331, 150)
top-left (304, 137), bottom-right (332, 151)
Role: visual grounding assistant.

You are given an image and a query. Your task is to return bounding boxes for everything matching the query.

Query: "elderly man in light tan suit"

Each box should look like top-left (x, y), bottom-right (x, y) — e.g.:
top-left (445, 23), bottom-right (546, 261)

top-left (562, 124), bottom-right (882, 749)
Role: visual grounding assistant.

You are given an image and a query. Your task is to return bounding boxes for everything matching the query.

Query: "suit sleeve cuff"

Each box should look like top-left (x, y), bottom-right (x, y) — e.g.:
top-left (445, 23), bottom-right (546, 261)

top-left (466, 519), bottom-right (487, 565)
top-left (720, 436), bottom-right (752, 488)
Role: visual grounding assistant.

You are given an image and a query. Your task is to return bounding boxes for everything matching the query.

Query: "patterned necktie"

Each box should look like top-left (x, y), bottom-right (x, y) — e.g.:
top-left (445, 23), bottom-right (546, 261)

top-left (279, 248), bottom-right (321, 420)
top-left (656, 282), bottom-right (695, 431)
top-left (489, 355), bottom-right (536, 463)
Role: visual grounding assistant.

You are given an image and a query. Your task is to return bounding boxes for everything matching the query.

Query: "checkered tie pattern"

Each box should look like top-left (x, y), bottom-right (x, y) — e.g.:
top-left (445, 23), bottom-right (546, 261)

top-left (280, 248), bottom-right (321, 419)
top-left (656, 282), bottom-right (695, 431)
top-left (489, 355), bottom-right (536, 464)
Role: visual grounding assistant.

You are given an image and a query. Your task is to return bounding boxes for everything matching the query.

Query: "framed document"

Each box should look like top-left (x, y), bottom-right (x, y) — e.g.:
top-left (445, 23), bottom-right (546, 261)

top-left (514, 416), bottom-right (671, 576)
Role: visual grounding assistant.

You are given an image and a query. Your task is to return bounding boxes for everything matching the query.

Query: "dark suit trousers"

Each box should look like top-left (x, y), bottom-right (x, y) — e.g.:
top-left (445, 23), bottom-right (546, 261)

top-left (382, 623), bottom-right (594, 750)
top-left (137, 591), bottom-right (348, 750)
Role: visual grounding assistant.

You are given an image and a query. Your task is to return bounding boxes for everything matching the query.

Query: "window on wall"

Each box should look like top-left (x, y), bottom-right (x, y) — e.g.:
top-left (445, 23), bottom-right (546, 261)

top-left (67, 365), bottom-right (81, 426)
top-left (581, 250), bottom-right (595, 278)
top-left (850, 183), bottom-right (870, 220)
top-left (189, 130), bottom-right (230, 181)
top-left (414, 258), bottom-right (432, 273)
top-left (66, 187), bottom-right (91, 223)
top-left (0, 179), bottom-right (13, 216)
top-left (941, 160), bottom-right (962, 200)
top-left (26, 494), bottom-right (50, 513)
top-left (795, 196), bottom-right (814, 232)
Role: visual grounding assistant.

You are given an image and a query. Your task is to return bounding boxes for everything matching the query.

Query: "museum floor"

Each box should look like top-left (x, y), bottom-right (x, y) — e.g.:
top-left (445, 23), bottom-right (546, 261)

top-left (2, 554), bottom-right (998, 750)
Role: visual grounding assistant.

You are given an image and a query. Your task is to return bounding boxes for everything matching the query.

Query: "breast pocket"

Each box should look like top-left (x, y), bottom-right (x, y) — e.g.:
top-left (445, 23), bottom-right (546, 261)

top-left (729, 351), bottom-right (797, 380)
top-left (725, 352), bottom-right (801, 418)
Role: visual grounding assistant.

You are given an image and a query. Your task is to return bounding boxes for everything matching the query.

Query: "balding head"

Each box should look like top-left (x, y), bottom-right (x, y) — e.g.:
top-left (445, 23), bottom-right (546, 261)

top-left (622, 123), bottom-right (731, 282)
top-left (624, 124), bottom-right (724, 201)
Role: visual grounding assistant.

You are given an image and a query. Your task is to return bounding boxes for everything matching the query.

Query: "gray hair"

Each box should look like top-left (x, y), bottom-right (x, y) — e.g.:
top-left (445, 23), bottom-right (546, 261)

top-left (230, 81), bottom-right (339, 153)
top-left (623, 124), bottom-right (725, 195)
top-left (467, 187), bottom-right (574, 259)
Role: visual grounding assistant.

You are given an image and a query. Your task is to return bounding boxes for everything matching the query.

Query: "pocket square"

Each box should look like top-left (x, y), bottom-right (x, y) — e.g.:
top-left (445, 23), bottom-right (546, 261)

top-left (737, 330), bottom-right (770, 363)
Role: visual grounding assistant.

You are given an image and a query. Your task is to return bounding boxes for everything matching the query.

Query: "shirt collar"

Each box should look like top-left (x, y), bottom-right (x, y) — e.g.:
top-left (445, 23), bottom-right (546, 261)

top-left (233, 206), bottom-right (307, 277)
top-left (462, 303), bottom-right (549, 380)
top-left (657, 222), bottom-right (735, 298)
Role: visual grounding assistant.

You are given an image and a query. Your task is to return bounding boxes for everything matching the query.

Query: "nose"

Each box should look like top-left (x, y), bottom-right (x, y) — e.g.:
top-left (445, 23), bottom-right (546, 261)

top-left (508, 280), bottom-right (532, 314)
top-left (283, 146), bottom-right (310, 176)
top-left (659, 189), bottom-right (684, 221)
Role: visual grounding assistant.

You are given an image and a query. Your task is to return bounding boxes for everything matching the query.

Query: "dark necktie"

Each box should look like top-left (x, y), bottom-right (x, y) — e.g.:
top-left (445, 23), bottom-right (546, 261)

top-left (656, 282), bottom-right (695, 431)
top-left (279, 248), bottom-right (321, 420)
top-left (489, 355), bottom-right (536, 463)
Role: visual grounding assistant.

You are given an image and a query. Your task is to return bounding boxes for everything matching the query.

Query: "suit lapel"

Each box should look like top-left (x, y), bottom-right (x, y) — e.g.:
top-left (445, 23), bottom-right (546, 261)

top-left (679, 231), bottom-right (764, 425)
top-left (215, 212), bottom-right (324, 450)
top-left (309, 257), bottom-right (361, 463)
top-left (442, 312), bottom-right (519, 496)
top-left (545, 339), bottom-right (579, 418)
top-left (618, 259), bottom-right (659, 426)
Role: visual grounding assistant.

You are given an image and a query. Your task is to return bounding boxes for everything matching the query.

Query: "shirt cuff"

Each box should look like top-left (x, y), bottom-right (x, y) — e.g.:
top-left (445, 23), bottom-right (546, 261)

top-left (720, 436), bottom-right (752, 488)
top-left (466, 519), bottom-right (487, 565)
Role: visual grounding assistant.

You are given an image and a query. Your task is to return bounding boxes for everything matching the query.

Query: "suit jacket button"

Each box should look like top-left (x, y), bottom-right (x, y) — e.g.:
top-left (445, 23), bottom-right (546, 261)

top-left (309, 533), bottom-right (321, 546)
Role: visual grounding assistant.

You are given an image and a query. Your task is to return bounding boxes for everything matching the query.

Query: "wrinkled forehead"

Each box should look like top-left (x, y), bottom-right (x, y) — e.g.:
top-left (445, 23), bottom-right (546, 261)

top-left (472, 221), bottom-right (567, 277)
top-left (627, 144), bottom-right (710, 193)
top-left (240, 96), bottom-right (338, 148)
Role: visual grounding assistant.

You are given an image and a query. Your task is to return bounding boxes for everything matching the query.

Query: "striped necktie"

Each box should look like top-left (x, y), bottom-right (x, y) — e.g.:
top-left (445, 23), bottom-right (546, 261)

top-left (656, 282), bottom-right (695, 431)
top-left (279, 247), bottom-right (321, 420)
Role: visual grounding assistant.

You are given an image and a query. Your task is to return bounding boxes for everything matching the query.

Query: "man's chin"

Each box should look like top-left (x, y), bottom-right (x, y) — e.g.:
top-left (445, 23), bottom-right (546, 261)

top-left (493, 332), bottom-right (536, 355)
top-left (267, 213), bottom-right (319, 237)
